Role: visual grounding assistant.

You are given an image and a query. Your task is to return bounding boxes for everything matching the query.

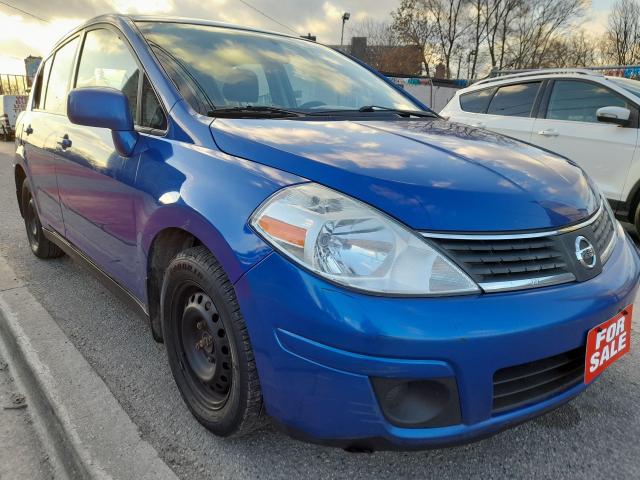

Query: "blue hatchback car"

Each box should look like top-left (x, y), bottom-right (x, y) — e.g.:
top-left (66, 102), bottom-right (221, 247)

top-left (15, 15), bottom-right (640, 450)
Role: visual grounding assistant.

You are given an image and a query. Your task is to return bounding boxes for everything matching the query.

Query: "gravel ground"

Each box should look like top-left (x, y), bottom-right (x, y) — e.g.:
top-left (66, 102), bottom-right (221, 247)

top-left (1, 141), bottom-right (639, 479)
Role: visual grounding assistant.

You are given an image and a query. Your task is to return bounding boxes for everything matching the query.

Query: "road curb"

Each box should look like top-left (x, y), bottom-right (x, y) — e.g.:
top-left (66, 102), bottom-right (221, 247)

top-left (0, 258), bottom-right (178, 480)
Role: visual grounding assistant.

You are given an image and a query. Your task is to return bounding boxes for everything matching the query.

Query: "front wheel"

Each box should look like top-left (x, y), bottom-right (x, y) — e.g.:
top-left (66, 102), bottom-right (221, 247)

top-left (161, 246), bottom-right (265, 437)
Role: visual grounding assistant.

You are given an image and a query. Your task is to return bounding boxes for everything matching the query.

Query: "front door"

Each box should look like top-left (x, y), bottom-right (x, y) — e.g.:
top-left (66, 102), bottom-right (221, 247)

top-left (54, 27), bottom-right (142, 287)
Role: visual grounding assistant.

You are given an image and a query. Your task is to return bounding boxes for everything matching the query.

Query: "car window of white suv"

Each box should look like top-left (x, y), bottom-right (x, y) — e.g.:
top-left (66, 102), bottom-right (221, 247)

top-left (460, 88), bottom-right (496, 113)
top-left (487, 82), bottom-right (541, 117)
top-left (547, 80), bottom-right (629, 123)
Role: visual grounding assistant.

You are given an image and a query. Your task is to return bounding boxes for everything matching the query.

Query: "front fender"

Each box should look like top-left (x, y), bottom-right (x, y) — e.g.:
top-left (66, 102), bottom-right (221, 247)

top-left (135, 136), bottom-right (307, 299)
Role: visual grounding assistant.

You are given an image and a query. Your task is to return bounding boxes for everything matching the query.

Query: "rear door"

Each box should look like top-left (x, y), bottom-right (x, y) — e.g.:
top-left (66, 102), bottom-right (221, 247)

top-left (452, 82), bottom-right (542, 142)
top-left (480, 81), bottom-right (542, 141)
top-left (20, 42), bottom-right (78, 234)
top-left (531, 79), bottom-right (638, 201)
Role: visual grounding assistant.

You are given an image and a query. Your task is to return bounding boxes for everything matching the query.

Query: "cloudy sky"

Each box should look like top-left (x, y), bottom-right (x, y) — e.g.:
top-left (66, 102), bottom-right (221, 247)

top-left (0, 0), bottom-right (614, 75)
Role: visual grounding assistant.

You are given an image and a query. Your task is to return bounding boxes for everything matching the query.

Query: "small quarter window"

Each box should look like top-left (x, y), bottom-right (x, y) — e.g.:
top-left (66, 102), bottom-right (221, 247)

top-left (140, 75), bottom-right (167, 130)
top-left (32, 57), bottom-right (51, 110)
top-left (487, 82), bottom-right (541, 117)
top-left (459, 88), bottom-right (495, 113)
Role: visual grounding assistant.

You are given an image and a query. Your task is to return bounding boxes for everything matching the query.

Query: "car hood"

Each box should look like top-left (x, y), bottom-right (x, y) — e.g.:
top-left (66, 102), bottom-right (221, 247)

top-left (209, 118), bottom-right (598, 231)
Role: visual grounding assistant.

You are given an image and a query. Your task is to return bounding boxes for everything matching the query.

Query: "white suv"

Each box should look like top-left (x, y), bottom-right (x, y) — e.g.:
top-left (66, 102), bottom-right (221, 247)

top-left (441, 69), bottom-right (640, 233)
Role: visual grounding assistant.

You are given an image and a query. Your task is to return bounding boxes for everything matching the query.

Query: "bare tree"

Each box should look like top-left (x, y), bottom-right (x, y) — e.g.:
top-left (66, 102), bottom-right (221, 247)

top-left (483, 0), bottom-right (520, 69)
top-left (466, 0), bottom-right (487, 79)
top-left (604, 0), bottom-right (640, 65)
top-left (505, 0), bottom-right (587, 69)
top-left (391, 0), bottom-right (437, 75)
top-left (539, 31), bottom-right (601, 67)
top-left (428, 0), bottom-right (472, 78)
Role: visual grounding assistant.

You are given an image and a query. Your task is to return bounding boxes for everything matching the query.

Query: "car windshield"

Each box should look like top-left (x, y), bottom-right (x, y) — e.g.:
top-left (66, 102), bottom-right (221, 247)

top-left (136, 21), bottom-right (419, 116)
top-left (608, 76), bottom-right (640, 98)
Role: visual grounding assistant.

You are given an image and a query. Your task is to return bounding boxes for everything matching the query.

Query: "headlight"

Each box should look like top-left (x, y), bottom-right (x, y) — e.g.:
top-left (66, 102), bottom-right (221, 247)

top-left (250, 183), bottom-right (479, 295)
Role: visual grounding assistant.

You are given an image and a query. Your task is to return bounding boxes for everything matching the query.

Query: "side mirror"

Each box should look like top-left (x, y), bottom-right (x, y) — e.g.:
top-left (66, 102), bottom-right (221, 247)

top-left (596, 106), bottom-right (631, 127)
top-left (67, 87), bottom-right (139, 157)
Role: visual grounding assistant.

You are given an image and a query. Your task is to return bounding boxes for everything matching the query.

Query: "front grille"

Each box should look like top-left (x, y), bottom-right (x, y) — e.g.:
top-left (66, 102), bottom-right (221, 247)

top-left (424, 202), bottom-right (617, 293)
top-left (492, 346), bottom-right (585, 414)
top-left (433, 236), bottom-right (570, 284)
top-left (592, 204), bottom-right (616, 262)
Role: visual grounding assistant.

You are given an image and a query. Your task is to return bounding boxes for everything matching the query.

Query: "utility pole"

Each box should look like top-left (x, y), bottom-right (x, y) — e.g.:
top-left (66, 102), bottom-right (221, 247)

top-left (340, 12), bottom-right (350, 48)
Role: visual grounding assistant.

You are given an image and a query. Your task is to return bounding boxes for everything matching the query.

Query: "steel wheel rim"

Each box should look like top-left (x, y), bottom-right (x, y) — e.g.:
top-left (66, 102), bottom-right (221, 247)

top-left (25, 197), bottom-right (39, 250)
top-left (179, 290), bottom-right (232, 409)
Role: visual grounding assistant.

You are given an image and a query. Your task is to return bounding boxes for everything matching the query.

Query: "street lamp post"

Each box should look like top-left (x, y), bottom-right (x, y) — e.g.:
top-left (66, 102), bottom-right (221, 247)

top-left (340, 12), bottom-right (350, 48)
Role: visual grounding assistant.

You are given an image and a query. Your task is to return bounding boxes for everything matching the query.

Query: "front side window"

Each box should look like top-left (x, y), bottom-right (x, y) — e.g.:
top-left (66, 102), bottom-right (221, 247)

top-left (546, 80), bottom-right (629, 123)
top-left (76, 28), bottom-right (140, 122)
top-left (487, 82), bottom-right (541, 117)
top-left (137, 22), bottom-right (417, 115)
top-left (459, 88), bottom-right (495, 113)
top-left (44, 37), bottom-right (79, 114)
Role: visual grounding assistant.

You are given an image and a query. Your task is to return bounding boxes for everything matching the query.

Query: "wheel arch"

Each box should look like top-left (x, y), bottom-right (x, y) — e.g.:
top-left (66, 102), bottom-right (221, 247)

top-left (14, 164), bottom-right (27, 217)
top-left (141, 204), bottom-right (272, 342)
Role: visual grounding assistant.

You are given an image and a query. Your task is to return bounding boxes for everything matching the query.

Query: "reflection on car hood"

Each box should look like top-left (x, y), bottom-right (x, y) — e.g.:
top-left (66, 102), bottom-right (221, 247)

top-left (209, 118), bottom-right (599, 231)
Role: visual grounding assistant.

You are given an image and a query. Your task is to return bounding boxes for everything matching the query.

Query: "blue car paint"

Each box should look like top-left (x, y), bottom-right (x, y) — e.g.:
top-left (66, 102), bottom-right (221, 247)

top-left (211, 118), bottom-right (598, 231)
top-left (235, 222), bottom-right (639, 446)
top-left (14, 14), bottom-right (640, 449)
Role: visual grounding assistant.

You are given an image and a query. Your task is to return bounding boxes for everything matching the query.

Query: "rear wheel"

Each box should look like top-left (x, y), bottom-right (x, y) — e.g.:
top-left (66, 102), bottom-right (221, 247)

top-left (161, 246), bottom-right (264, 437)
top-left (21, 182), bottom-right (63, 259)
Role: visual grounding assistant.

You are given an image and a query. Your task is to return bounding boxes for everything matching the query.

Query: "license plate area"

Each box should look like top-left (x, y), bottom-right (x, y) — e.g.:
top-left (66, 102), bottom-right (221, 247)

top-left (584, 305), bottom-right (632, 384)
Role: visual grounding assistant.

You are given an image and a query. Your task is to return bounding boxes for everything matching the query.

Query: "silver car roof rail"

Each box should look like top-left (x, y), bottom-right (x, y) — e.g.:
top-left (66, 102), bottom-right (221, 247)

top-left (473, 68), bottom-right (604, 86)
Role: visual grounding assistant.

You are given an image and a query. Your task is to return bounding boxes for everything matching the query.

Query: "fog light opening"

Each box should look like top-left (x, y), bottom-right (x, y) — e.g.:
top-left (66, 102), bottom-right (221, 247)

top-left (372, 377), bottom-right (461, 428)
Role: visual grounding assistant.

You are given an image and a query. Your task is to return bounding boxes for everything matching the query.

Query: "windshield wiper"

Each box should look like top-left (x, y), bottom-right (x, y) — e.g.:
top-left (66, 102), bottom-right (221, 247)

top-left (207, 105), bottom-right (306, 118)
top-left (357, 105), bottom-right (439, 118)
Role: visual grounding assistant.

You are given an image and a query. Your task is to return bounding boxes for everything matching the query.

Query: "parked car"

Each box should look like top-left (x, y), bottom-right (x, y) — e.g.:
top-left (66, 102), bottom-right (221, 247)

top-left (441, 69), bottom-right (640, 235)
top-left (1, 94), bottom-right (28, 140)
top-left (14, 16), bottom-right (640, 450)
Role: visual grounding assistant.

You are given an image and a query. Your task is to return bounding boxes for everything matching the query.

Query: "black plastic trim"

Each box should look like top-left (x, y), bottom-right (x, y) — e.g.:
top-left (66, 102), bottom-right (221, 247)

top-left (42, 227), bottom-right (149, 319)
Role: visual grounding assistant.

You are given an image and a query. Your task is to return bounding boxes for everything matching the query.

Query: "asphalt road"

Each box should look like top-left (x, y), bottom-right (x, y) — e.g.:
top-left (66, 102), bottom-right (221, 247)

top-left (1, 141), bottom-right (639, 479)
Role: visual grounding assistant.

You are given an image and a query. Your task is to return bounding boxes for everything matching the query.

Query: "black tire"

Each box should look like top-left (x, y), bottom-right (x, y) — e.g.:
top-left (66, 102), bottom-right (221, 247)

top-left (21, 182), bottom-right (64, 259)
top-left (161, 246), bottom-right (265, 437)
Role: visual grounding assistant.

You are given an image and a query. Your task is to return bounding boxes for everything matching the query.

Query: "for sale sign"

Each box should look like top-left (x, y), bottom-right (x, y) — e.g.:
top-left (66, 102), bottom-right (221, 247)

top-left (584, 306), bottom-right (632, 384)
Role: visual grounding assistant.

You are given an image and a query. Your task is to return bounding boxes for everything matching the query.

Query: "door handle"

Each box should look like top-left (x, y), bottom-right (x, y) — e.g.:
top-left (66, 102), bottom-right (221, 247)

top-left (538, 129), bottom-right (559, 137)
top-left (57, 134), bottom-right (72, 150)
top-left (25, 125), bottom-right (33, 135)
top-left (472, 122), bottom-right (485, 128)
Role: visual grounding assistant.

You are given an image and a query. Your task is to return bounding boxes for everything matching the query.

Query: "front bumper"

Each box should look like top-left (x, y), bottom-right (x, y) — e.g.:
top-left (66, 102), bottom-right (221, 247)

top-left (234, 223), bottom-right (640, 449)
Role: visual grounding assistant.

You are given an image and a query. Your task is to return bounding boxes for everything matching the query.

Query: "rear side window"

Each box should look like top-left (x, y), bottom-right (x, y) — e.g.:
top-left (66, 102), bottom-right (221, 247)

top-left (44, 37), bottom-right (79, 114)
top-left (487, 82), bottom-right (541, 117)
top-left (546, 80), bottom-right (629, 123)
top-left (459, 88), bottom-right (495, 113)
top-left (76, 28), bottom-right (140, 122)
top-left (32, 57), bottom-right (52, 110)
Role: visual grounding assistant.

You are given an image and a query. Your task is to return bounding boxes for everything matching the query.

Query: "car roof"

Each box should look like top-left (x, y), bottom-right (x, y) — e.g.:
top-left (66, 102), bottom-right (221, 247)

top-left (52, 13), bottom-right (303, 51)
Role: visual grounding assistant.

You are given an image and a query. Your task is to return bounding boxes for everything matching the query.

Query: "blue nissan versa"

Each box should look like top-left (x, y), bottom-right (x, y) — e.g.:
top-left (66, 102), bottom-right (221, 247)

top-left (14, 14), bottom-right (640, 450)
